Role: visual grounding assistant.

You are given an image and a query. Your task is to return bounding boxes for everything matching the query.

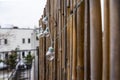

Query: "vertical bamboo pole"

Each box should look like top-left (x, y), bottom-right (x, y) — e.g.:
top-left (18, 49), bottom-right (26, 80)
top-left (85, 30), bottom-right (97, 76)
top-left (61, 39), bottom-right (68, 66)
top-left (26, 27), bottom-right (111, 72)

top-left (55, 26), bottom-right (58, 80)
top-left (84, 0), bottom-right (90, 80)
top-left (64, 0), bottom-right (67, 80)
top-left (49, 62), bottom-right (52, 80)
top-left (59, 1), bottom-right (62, 80)
top-left (70, 1), bottom-right (73, 80)
top-left (39, 35), bottom-right (42, 80)
top-left (110, 0), bottom-right (120, 80)
top-left (50, 0), bottom-right (54, 80)
top-left (72, 17), bottom-right (77, 80)
top-left (44, 8), bottom-right (47, 80)
top-left (41, 13), bottom-right (44, 80)
top-left (77, 0), bottom-right (84, 80)
top-left (46, 1), bottom-right (48, 80)
top-left (39, 18), bottom-right (42, 80)
top-left (54, 1), bottom-right (58, 80)
top-left (56, 1), bottom-right (60, 79)
top-left (61, 0), bottom-right (65, 80)
top-left (72, 4), bottom-right (77, 80)
top-left (69, 16), bottom-right (73, 80)
top-left (58, 9), bottom-right (62, 80)
top-left (48, 2), bottom-right (50, 80)
top-left (61, 0), bottom-right (64, 80)
top-left (90, 0), bottom-right (102, 80)
top-left (103, 0), bottom-right (110, 80)
top-left (67, 7), bottom-right (70, 80)
top-left (52, 0), bottom-right (55, 79)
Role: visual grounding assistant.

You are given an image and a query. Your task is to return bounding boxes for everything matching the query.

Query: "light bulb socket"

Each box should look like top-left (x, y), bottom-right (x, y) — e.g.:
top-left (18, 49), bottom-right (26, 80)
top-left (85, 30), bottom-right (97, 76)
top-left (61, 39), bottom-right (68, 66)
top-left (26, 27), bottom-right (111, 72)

top-left (48, 47), bottom-right (54, 52)
top-left (42, 16), bottom-right (48, 24)
top-left (46, 51), bottom-right (55, 61)
top-left (37, 32), bottom-right (44, 38)
top-left (46, 46), bottom-right (55, 60)
top-left (43, 27), bottom-right (50, 37)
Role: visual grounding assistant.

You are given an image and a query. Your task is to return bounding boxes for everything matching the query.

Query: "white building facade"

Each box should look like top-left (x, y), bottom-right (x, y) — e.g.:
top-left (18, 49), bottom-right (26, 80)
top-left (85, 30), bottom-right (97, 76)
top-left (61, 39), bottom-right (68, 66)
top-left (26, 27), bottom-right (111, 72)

top-left (0, 27), bottom-right (39, 60)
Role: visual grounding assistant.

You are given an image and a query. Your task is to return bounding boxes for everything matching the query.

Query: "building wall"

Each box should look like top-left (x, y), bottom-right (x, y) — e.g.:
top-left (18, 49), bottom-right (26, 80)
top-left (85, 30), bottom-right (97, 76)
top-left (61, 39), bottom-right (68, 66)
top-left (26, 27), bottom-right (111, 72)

top-left (0, 27), bottom-right (39, 59)
top-left (0, 28), bottom-right (31, 51)
top-left (0, 27), bottom-right (39, 80)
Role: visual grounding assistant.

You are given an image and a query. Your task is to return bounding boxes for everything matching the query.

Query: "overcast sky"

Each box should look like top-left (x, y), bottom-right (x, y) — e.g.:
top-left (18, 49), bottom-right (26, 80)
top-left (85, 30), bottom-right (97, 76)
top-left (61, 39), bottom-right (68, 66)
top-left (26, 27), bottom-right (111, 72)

top-left (0, 0), bottom-right (46, 28)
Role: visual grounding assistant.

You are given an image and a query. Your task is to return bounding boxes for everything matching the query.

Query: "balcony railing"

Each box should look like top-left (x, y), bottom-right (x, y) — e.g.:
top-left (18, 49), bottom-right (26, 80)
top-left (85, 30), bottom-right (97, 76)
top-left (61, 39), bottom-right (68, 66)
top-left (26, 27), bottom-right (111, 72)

top-left (0, 48), bottom-right (39, 80)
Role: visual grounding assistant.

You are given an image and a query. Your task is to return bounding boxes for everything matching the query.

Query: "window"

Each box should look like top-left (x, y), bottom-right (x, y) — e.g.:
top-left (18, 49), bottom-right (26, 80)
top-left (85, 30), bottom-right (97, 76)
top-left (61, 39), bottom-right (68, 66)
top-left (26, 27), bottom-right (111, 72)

top-left (29, 51), bottom-right (31, 55)
top-left (0, 39), bottom-right (1, 45)
top-left (5, 53), bottom-right (8, 59)
top-left (28, 38), bottom-right (30, 43)
top-left (22, 52), bottom-right (25, 57)
top-left (4, 39), bottom-right (7, 44)
top-left (22, 38), bottom-right (25, 43)
top-left (36, 36), bottom-right (39, 40)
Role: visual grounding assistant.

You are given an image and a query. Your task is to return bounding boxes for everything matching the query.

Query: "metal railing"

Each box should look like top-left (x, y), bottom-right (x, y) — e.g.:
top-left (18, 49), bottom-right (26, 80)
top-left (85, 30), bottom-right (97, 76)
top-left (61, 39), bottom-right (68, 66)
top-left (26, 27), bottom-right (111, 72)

top-left (0, 48), bottom-right (39, 80)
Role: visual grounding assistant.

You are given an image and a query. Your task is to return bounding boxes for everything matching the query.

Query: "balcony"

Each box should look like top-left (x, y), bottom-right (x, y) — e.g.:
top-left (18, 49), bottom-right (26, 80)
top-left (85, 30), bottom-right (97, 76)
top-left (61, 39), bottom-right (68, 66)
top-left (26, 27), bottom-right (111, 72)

top-left (0, 49), bottom-right (39, 80)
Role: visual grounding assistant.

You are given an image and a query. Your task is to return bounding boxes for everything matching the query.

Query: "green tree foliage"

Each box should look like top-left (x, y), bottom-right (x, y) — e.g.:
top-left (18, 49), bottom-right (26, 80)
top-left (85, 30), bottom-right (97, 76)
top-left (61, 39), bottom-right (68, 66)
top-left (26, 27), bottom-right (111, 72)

top-left (24, 53), bottom-right (34, 65)
top-left (5, 51), bottom-right (17, 69)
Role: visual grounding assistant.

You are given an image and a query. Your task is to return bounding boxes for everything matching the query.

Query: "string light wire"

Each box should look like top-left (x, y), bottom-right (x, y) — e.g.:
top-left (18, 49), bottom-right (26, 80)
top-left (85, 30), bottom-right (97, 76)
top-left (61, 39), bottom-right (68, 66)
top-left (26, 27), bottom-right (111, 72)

top-left (50, 0), bottom-right (83, 44)
top-left (39, 0), bottom-right (83, 46)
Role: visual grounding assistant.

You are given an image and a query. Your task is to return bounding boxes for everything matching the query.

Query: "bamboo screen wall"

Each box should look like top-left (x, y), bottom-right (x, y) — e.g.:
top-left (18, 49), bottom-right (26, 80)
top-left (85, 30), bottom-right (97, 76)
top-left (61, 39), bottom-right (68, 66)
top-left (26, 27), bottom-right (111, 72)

top-left (38, 0), bottom-right (120, 80)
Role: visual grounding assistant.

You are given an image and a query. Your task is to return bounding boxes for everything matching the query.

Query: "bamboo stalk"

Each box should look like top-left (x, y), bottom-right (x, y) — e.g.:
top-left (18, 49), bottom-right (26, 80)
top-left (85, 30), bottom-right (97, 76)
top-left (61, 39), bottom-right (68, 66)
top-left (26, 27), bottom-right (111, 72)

top-left (63, 0), bottom-right (67, 79)
top-left (72, 9), bottom-right (77, 80)
top-left (77, 0), bottom-right (85, 80)
top-left (90, 0), bottom-right (102, 80)
top-left (70, 1), bottom-right (73, 80)
top-left (58, 9), bottom-right (62, 80)
top-left (67, 7), bottom-right (71, 80)
top-left (103, 0), bottom-right (110, 80)
top-left (84, 0), bottom-right (90, 80)
top-left (110, 0), bottom-right (120, 80)
top-left (61, 0), bottom-right (65, 79)
top-left (69, 16), bottom-right (73, 80)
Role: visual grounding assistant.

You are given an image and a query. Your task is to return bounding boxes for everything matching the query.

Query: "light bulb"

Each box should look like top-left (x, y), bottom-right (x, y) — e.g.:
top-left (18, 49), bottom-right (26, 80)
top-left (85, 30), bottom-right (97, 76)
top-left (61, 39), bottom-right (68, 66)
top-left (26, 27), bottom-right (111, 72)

top-left (39, 26), bottom-right (43, 32)
top-left (46, 47), bottom-right (55, 61)
top-left (35, 29), bottom-right (39, 35)
top-left (42, 16), bottom-right (48, 24)
top-left (46, 51), bottom-right (54, 61)
top-left (44, 27), bottom-right (50, 37)
top-left (37, 32), bottom-right (44, 38)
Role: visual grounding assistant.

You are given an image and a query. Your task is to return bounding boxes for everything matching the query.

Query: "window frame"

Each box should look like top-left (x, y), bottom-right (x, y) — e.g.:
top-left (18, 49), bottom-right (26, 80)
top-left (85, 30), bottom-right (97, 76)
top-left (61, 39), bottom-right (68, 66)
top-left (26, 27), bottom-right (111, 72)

top-left (22, 38), bottom-right (25, 44)
top-left (4, 39), bottom-right (7, 44)
top-left (28, 38), bottom-right (30, 43)
top-left (0, 39), bottom-right (1, 45)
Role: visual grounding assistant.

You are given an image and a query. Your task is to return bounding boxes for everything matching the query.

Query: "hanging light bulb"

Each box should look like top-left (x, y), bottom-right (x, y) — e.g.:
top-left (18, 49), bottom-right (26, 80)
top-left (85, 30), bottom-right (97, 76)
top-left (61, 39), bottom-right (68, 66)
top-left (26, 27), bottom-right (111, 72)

top-left (43, 27), bottom-right (50, 37)
top-left (35, 28), bottom-right (39, 35)
top-left (37, 32), bottom-right (44, 38)
top-left (42, 16), bottom-right (48, 25)
top-left (46, 46), bottom-right (55, 61)
top-left (39, 25), bottom-right (43, 31)
top-left (37, 26), bottom-right (44, 38)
